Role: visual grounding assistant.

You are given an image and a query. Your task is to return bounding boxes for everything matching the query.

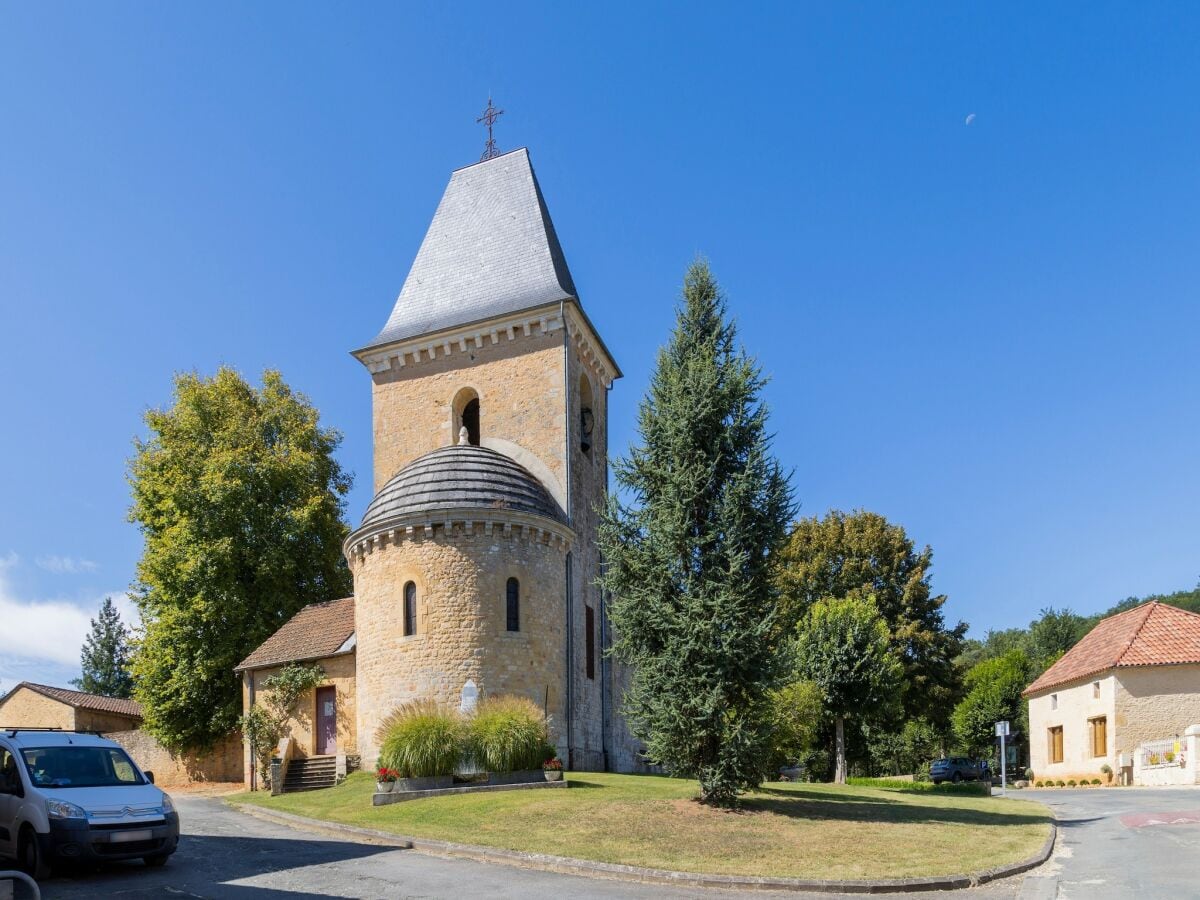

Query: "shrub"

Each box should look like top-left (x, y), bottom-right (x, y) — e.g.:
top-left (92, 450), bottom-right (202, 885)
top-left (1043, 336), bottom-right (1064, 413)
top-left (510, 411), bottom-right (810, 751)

top-left (1165, 751), bottom-right (1176, 763)
top-left (377, 700), bottom-right (464, 778)
top-left (846, 777), bottom-right (988, 796)
top-left (1091, 778), bottom-right (1101, 785)
top-left (1056, 780), bottom-right (1066, 787)
top-left (466, 694), bottom-right (550, 773)
top-left (1100, 763), bottom-right (1112, 775)
top-left (1024, 768), bottom-right (1035, 781)
top-left (1067, 779), bottom-right (1077, 787)
top-left (1035, 780), bottom-right (1044, 787)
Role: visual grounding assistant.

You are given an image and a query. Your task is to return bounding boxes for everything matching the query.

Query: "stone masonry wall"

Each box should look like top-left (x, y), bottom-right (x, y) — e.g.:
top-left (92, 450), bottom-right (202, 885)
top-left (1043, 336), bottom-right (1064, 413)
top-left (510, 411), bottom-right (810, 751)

top-left (0, 688), bottom-right (75, 730)
top-left (370, 327), bottom-right (566, 494)
top-left (353, 526), bottom-right (568, 769)
top-left (1115, 665), bottom-right (1200, 754)
top-left (76, 709), bottom-right (143, 734)
top-left (106, 728), bottom-right (243, 787)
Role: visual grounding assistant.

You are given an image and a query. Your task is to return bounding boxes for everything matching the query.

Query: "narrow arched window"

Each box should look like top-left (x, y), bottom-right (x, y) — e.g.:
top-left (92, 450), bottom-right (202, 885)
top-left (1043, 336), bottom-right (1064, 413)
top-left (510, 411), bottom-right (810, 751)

top-left (403, 582), bottom-right (417, 636)
top-left (452, 387), bottom-right (481, 447)
top-left (579, 374), bottom-right (594, 455)
top-left (506, 577), bottom-right (520, 632)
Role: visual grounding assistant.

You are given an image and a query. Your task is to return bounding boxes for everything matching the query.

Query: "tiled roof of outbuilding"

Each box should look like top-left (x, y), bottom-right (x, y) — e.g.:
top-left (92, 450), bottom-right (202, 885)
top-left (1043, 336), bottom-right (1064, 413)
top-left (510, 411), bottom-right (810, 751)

top-left (360, 148), bottom-right (578, 352)
top-left (235, 597), bottom-right (356, 672)
top-left (355, 444), bottom-right (560, 533)
top-left (1, 682), bottom-right (142, 720)
top-left (1024, 601), bottom-right (1200, 695)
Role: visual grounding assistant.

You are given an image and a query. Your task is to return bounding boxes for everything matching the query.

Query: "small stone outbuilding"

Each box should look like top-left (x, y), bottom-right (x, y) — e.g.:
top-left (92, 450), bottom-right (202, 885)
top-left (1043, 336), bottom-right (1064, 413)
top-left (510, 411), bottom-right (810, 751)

top-left (236, 596), bottom-right (357, 786)
top-left (1025, 601), bottom-right (1200, 784)
top-left (0, 682), bottom-right (143, 733)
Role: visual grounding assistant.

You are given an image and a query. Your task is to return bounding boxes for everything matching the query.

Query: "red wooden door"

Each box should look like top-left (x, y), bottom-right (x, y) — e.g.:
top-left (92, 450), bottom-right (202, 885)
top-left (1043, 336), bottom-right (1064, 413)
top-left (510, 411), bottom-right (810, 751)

top-left (315, 686), bottom-right (337, 755)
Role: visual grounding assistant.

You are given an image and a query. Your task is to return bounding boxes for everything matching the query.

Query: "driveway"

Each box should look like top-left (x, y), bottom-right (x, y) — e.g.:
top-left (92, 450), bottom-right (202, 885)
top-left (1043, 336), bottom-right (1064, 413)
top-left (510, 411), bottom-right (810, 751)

top-left (1017, 786), bottom-right (1200, 899)
top-left (26, 788), bottom-right (1194, 899)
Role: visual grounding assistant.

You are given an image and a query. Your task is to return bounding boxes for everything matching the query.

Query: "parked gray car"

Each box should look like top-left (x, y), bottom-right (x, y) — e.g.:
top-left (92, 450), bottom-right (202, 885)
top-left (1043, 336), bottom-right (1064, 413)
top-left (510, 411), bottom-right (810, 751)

top-left (929, 756), bottom-right (988, 784)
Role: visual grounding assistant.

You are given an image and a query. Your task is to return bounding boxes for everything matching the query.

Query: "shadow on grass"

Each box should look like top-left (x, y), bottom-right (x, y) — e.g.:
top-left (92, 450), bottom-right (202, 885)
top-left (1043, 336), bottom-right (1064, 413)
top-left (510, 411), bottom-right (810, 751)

top-left (744, 788), bottom-right (1053, 829)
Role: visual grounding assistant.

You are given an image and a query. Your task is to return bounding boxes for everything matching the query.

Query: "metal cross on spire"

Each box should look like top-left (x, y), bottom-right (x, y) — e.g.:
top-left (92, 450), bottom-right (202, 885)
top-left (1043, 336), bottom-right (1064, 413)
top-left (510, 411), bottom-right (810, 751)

top-left (477, 96), bottom-right (504, 161)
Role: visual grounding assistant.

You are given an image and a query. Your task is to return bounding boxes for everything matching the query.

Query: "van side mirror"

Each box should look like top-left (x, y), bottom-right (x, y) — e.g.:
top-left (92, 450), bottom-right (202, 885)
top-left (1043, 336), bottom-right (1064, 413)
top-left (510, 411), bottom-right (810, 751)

top-left (144, 770), bottom-right (155, 784)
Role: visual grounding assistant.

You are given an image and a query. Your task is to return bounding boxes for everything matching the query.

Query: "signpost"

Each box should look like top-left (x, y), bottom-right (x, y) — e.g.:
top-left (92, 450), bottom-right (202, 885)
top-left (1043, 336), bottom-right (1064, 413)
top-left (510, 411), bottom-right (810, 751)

top-left (995, 720), bottom-right (1010, 795)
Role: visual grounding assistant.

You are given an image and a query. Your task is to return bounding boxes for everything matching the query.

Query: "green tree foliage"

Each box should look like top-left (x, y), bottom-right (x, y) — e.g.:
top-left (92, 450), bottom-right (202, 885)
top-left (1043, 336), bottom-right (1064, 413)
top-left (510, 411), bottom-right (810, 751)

top-left (72, 596), bottom-right (135, 699)
top-left (794, 596), bottom-right (901, 783)
top-left (240, 663), bottom-right (326, 787)
top-left (1027, 607), bottom-right (1089, 668)
top-left (130, 368), bottom-right (352, 749)
top-left (951, 649), bottom-right (1036, 757)
top-left (775, 510), bottom-right (966, 729)
top-left (598, 260), bottom-right (794, 806)
top-left (767, 679), bottom-right (824, 771)
top-left (867, 719), bottom-right (944, 778)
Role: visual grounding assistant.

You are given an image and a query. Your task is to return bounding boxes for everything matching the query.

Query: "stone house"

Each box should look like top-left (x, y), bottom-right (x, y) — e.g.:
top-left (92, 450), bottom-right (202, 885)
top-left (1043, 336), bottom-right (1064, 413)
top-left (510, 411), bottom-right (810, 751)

top-left (0, 682), bottom-right (242, 786)
top-left (240, 146), bottom-right (641, 781)
top-left (1024, 601), bottom-right (1200, 783)
top-left (0, 682), bottom-right (143, 733)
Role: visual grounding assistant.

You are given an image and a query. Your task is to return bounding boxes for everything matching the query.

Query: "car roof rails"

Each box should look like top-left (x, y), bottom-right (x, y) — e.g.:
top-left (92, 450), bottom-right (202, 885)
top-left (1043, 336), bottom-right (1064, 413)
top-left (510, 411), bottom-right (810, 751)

top-left (2, 728), bottom-right (104, 737)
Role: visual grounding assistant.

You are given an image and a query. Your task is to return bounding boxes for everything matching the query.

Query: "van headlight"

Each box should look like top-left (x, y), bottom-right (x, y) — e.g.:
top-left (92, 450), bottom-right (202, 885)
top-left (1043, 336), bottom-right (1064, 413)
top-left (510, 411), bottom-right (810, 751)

top-left (161, 793), bottom-right (175, 814)
top-left (46, 799), bottom-right (87, 819)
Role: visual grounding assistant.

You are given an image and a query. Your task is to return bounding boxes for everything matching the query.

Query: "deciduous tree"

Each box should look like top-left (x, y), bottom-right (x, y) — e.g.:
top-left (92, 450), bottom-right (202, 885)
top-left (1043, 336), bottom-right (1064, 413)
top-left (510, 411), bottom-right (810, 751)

top-left (794, 596), bottom-right (900, 783)
top-left (129, 368), bottom-right (352, 749)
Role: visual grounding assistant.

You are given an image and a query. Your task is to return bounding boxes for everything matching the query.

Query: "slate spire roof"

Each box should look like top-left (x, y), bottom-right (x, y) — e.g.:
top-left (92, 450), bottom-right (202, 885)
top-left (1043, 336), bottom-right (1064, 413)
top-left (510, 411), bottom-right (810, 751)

top-left (361, 148), bottom-right (578, 352)
top-left (1024, 601), bottom-right (1200, 695)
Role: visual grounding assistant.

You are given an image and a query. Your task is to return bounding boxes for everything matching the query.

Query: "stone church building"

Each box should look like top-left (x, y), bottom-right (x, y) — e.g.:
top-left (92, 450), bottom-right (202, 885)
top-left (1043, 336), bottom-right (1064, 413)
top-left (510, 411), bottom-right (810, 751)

top-left (239, 147), bottom-right (639, 779)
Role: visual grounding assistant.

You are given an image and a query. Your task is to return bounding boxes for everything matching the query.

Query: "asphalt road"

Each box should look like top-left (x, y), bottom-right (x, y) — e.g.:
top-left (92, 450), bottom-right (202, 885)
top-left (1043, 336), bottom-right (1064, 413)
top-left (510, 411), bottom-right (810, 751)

top-left (15, 787), bottom-right (1198, 899)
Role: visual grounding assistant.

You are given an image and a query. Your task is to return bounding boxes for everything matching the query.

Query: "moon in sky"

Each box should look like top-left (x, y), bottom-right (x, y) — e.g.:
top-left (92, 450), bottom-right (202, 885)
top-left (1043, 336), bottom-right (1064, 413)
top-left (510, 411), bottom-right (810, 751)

top-left (965, 113), bottom-right (976, 125)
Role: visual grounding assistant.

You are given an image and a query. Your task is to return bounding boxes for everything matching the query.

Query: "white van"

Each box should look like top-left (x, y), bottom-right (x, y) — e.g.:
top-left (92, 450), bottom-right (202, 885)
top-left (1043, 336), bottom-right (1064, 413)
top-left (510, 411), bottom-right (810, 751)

top-left (0, 729), bottom-right (179, 877)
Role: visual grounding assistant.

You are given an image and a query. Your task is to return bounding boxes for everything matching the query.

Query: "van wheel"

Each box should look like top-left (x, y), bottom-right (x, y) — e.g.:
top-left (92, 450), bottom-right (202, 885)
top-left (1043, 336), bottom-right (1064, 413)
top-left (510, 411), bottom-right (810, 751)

top-left (19, 825), bottom-right (51, 880)
top-left (952, 772), bottom-right (963, 783)
top-left (143, 854), bottom-right (169, 868)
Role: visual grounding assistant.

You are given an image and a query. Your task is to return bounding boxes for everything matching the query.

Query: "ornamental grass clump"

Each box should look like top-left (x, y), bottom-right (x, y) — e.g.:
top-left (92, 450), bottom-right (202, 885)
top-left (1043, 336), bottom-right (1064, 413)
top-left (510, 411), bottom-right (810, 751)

top-left (377, 699), bottom-right (464, 778)
top-left (466, 694), bottom-right (549, 773)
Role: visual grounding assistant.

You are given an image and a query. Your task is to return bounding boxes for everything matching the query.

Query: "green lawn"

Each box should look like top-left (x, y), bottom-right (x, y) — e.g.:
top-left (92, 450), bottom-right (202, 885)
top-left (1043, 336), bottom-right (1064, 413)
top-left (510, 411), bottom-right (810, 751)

top-left (227, 771), bottom-right (1051, 880)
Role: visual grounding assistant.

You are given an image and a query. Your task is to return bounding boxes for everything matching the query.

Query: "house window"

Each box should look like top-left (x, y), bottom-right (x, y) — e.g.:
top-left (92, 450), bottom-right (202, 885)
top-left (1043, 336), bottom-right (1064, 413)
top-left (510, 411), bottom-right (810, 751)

top-left (1048, 726), bottom-right (1064, 764)
top-left (403, 582), bottom-right (417, 636)
top-left (1050, 694), bottom-right (1058, 710)
top-left (506, 577), bottom-right (520, 632)
top-left (1090, 717), bottom-right (1107, 758)
top-left (1093, 681), bottom-right (1101, 699)
top-left (585, 605), bottom-right (595, 680)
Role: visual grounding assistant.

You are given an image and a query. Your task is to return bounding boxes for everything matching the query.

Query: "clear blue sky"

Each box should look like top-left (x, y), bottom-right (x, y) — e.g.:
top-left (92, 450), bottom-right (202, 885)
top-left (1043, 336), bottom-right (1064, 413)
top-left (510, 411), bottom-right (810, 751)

top-left (2, 3), bottom-right (1198, 689)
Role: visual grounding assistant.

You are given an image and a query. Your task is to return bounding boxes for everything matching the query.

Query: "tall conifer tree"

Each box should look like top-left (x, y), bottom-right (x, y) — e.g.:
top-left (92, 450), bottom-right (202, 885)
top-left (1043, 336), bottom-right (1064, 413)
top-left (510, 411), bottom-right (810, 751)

top-left (599, 260), bottom-right (793, 805)
top-left (72, 596), bottom-right (135, 698)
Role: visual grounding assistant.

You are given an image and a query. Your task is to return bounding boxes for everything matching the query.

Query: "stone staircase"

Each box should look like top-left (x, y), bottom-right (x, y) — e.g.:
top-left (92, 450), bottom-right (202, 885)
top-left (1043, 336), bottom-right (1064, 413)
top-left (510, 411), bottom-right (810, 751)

top-left (282, 755), bottom-right (338, 793)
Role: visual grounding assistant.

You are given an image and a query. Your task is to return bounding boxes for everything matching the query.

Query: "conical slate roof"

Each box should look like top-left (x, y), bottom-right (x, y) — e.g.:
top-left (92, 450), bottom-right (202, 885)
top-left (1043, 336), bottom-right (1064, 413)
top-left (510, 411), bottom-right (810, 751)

top-left (358, 444), bottom-right (559, 531)
top-left (361, 148), bottom-right (577, 352)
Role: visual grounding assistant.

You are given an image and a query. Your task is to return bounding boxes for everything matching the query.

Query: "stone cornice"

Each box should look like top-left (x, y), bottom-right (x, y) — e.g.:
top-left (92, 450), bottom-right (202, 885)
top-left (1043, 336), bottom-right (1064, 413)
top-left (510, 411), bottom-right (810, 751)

top-left (343, 506), bottom-right (576, 562)
top-left (352, 301), bottom-right (619, 389)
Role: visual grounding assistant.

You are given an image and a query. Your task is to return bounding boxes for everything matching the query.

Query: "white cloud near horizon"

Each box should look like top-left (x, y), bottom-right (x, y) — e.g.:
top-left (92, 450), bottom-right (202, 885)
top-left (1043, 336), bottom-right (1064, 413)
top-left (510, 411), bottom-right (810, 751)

top-left (35, 554), bottom-right (99, 575)
top-left (0, 553), bottom-right (138, 678)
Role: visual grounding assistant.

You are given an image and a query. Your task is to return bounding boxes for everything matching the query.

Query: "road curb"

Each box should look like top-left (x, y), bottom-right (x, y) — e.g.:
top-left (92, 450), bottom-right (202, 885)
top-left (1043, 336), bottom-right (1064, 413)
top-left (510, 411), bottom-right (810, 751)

top-left (229, 800), bottom-right (1058, 894)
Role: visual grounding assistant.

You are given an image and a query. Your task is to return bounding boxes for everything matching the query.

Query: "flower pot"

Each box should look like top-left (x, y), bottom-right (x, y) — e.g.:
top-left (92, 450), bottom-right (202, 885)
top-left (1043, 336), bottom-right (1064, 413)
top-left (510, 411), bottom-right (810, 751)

top-left (376, 781), bottom-right (394, 793)
top-left (544, 769), bottom-right (563, 782)
top-left (488, 770), bottom-right (543, 785)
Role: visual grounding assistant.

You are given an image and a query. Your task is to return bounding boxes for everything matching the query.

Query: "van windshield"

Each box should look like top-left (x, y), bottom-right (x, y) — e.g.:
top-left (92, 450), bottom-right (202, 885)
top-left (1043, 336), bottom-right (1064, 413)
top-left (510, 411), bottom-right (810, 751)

top-left (21, 746), bottom-right (145, 788)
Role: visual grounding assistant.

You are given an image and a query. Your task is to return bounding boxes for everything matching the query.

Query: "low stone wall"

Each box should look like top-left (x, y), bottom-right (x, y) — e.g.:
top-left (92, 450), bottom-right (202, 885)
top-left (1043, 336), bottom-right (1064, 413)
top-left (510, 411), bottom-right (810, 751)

top-left (1132, 725), bottom-right (1200, 787)
top-left (106, 728), bottom-right (244, 787)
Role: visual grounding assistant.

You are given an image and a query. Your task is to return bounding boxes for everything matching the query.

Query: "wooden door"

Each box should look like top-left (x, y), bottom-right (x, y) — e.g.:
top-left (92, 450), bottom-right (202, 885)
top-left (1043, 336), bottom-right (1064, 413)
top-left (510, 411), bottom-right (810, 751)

top-left (315, 686), bottom-right (337, 755)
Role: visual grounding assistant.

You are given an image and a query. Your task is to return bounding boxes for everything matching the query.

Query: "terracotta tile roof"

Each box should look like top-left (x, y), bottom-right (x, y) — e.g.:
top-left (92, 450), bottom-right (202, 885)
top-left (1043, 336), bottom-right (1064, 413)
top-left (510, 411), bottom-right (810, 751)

top-left (3, 682), bottom-right (143, 719)
top-left (235, 597), bottom-right (355, 671)
top-left (1024, 602), bottom-right (1200, 695)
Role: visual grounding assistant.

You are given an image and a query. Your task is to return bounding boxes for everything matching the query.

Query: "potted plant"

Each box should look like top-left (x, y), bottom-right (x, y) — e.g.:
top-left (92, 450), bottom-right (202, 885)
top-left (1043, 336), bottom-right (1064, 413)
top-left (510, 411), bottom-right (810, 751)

top-left (1100, 763), bottom-right (1113, 784)
top-left (543, 757), bottom-right (564, 782)
top-left (376, 767), bottom-right (397, 793)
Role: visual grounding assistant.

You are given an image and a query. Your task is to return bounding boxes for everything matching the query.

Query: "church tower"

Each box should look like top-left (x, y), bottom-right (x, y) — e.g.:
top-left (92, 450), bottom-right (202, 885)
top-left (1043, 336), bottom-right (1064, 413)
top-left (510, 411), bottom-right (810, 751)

top-left (344, 147), bottom-right (633, 770)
